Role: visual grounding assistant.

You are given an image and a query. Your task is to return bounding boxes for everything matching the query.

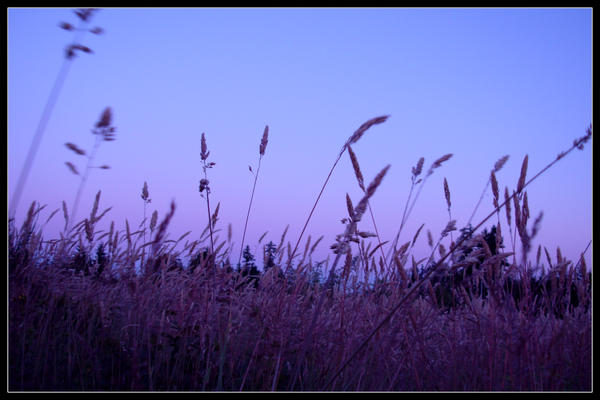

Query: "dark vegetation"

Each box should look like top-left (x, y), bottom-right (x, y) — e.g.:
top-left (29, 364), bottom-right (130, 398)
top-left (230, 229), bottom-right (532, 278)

top-left (8, 8), bottom-right (591, 391)
top-left (8, 209), bottom-right (591, 391)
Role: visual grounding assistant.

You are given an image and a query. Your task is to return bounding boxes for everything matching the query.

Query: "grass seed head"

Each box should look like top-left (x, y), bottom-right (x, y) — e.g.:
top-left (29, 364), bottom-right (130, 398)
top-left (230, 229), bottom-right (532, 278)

top-left (65, 142), bottom-right (86, 156)
top-left (353, 165), bottom-right (390, 222)
top-left (574, 124), bottom-right (592, 150)
top-left (556, 246), bottom-right (563, 264)
top-left (96, 107), bottom-right (112, 128)
top-left (152, 200), bottom-right (176, 256)
top-left (150, 210), bottom-right (158, 231)
top-left (522, 191), bottom-right (530, 221)
top-left (61, 201), bottom-right (69, 229)
top-left (200, 132), bottom-right (209, 161)
top-left (90, 190), bottom-right (101, 223)
top-left (491, 171), bottom-right (499, 208)
top-left (517, 154), bottom-right (528, 193)
top-left (347, 115), bottom-right (389, 146)
top-left (504, 187), bottom-right (512, 226)
top-left (493, 155), bottom-right (510, 172)
top-left (259, 125), bottom-right (269, 156)
top-left (397, 241), bottom-right (410, 257)
top-left (443, 177), bottom-right (451, 208)
top-left (346, 193), bottom-right (355, 221)
top-left (441, 220), bottom-right (456, 237)
top-left (65, 161), bottom-right (79, 175)
top-left (141, 181), bottom-right (150, 203)
top-left (439, 243), bottom-right (446, 257)
top-left (347, 145), bottom-right (365, 190)
top-left (427, 153), bottom-right (453, 176)
top-left (412, 223), bottom-right (425, 246)
top-left (412, 157), bottom-right (425, 177)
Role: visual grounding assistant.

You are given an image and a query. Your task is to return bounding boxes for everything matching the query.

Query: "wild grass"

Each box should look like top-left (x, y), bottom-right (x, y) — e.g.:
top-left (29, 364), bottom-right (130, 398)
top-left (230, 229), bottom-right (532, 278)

top-left (239, 125), bottom-right (269, 267)
top-left (9, 8), bottom-right (102, 221)
top-left (8, 116), bottom-right (592, 391)
top-left (64, 107), bottom-right (115, 233)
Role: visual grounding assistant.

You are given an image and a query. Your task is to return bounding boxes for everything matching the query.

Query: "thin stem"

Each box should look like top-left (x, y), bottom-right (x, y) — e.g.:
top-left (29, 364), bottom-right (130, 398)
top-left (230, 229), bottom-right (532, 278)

top-left (288, 151), bottom-right (344, 270)
top-left (404, 172), bottom-right (433, 227)
top-left (68, 133), bottom-right (101, 233)
top-left (239, 156), bottom-right (263, 266)
top-left (468, 178), bottom-right (491, 227)
top-left (290, 163), bottom-right (390, 390)
top-left (10, 58), bottom-right (73, 220)
top-left (385, 180), bottom-right (416, 265)
top-left (573, 240), bottom-right (592, 271)
top-left (141, 201), bottom-right (148, 267)
top-left (366, 202), bottom-right (388, 270)
top-left (288, 116), bottom-right (389, 271)
top-left (204, 175), bottom-right (215, 257)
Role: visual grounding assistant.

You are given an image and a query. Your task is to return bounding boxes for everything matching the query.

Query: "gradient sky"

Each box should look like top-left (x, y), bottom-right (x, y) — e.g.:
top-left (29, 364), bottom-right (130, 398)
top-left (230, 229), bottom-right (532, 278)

top-left (8, 8), bottom-right (592, 269)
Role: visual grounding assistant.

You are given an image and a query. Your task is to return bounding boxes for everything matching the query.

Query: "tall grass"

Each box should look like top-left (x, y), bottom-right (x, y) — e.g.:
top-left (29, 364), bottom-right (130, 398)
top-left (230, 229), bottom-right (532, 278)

top-left (64, 107), bottom-right (116, 233)
top-left (8, 119), bottom-right (592, 391)
top-left (238, 125), bottom-right (269, 267)
top-left (9, 8), bottom-right (102, 221)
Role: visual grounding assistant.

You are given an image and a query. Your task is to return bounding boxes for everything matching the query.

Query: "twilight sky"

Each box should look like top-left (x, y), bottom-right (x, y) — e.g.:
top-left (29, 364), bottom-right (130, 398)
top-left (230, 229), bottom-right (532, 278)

top-left (8, 8), bottom-right (592, 269)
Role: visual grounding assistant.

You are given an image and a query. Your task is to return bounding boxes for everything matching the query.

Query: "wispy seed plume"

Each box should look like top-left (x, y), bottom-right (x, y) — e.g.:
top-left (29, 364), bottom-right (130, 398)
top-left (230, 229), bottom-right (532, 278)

top-left (95, 107), bottom-right (112, 128)
top-left (200, 132), bottom-right (209, 161)
top-left (65, 142), bottom-right (86, 156)
top-left (428, 153), bottom-right (453, 176)
top-left (152, 200), bottom-right (176, 256)
top-left (412, 157), bottom-right (425, 178)
top-left (353, 164), bottom-right (390, 222)
top-left (65, 161), bottom-right (79, 175)
top-left (491, 171), bottom-right (499, 208)
top-left (493, 155), bottom-right (510, 172)
top-left (517, 154), bottom-right (528, 194)
top-left (443, 177), bottom-right (451, 209)
top-left (259, 125), bottom-right (269, 156)
top-left (347, 145), bottom-right (365, 190)
top-left (504, 187), bottom-right (512, 226)
top-left (347, 115), bottom-right (389, 147)
top-left (345, 193), bottom-right (355, 221)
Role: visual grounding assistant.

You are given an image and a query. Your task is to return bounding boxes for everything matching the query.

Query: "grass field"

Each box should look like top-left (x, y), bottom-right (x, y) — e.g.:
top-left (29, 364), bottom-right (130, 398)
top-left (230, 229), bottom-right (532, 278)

top-left (8, 117), bottom-right (591, 391)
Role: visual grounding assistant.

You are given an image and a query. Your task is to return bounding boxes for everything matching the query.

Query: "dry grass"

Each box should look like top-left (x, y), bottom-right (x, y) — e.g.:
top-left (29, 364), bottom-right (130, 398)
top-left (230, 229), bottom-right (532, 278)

top-left (9, 8), bottom-right (102, 221)
top-left (288, 116), bottom-right (389, 270)
top-left (8, 122), bottom-right (592, 392)
top-left (239, 125), bottom-right (269, 267)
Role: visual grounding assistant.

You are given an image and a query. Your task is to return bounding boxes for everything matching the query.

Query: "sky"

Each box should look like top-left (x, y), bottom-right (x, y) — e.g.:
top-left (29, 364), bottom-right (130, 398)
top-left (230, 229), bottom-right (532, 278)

top-left (8, 7), bottom-right (592, 270)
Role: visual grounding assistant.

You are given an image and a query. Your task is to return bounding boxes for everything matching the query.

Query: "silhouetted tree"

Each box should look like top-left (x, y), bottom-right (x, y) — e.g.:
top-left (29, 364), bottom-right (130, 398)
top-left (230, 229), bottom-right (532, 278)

top-left (188, 248), bottom-right (212, 274)
top-left (168, 257), bottom-right (184, 272)
top-left (308, 261), bottom-right (325, 288)
top-left (263, 241), bottom-right (277, 272)
top-left (94, 243), bottom-right (107, 278)
top-left (237, 245), bottom-right (259, 289)
top-left (70, 244), bottom-right (92, 275)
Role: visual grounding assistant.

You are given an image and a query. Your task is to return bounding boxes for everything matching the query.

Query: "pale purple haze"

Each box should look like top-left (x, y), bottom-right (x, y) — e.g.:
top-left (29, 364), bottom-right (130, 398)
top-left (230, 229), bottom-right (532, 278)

top-left (8, 8), bottom-right (592, 269)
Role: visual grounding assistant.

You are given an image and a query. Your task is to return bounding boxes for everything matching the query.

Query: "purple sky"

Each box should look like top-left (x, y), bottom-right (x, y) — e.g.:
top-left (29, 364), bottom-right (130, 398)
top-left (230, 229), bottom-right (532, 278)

top-left (8, 8), bottom-right (592, 269)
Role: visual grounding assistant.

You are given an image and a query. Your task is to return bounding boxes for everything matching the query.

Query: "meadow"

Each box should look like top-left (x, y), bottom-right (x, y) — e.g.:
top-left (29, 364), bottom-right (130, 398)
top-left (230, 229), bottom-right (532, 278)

top-left (8, 8), bottom-right (592, 392)
top-left (8, 109), bottom-right (592, 391)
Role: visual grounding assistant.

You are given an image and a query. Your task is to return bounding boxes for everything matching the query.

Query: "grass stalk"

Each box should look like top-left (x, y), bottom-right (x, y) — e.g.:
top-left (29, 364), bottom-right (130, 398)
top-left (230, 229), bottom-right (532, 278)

top-left (238, 125), bottom-right (269, 267)
top-left (323, 125), bottom-right (591, 390)
top-left (9, 9), bottom-right (100, 221)
top-left (288, 116), bottom-right (389, 270)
